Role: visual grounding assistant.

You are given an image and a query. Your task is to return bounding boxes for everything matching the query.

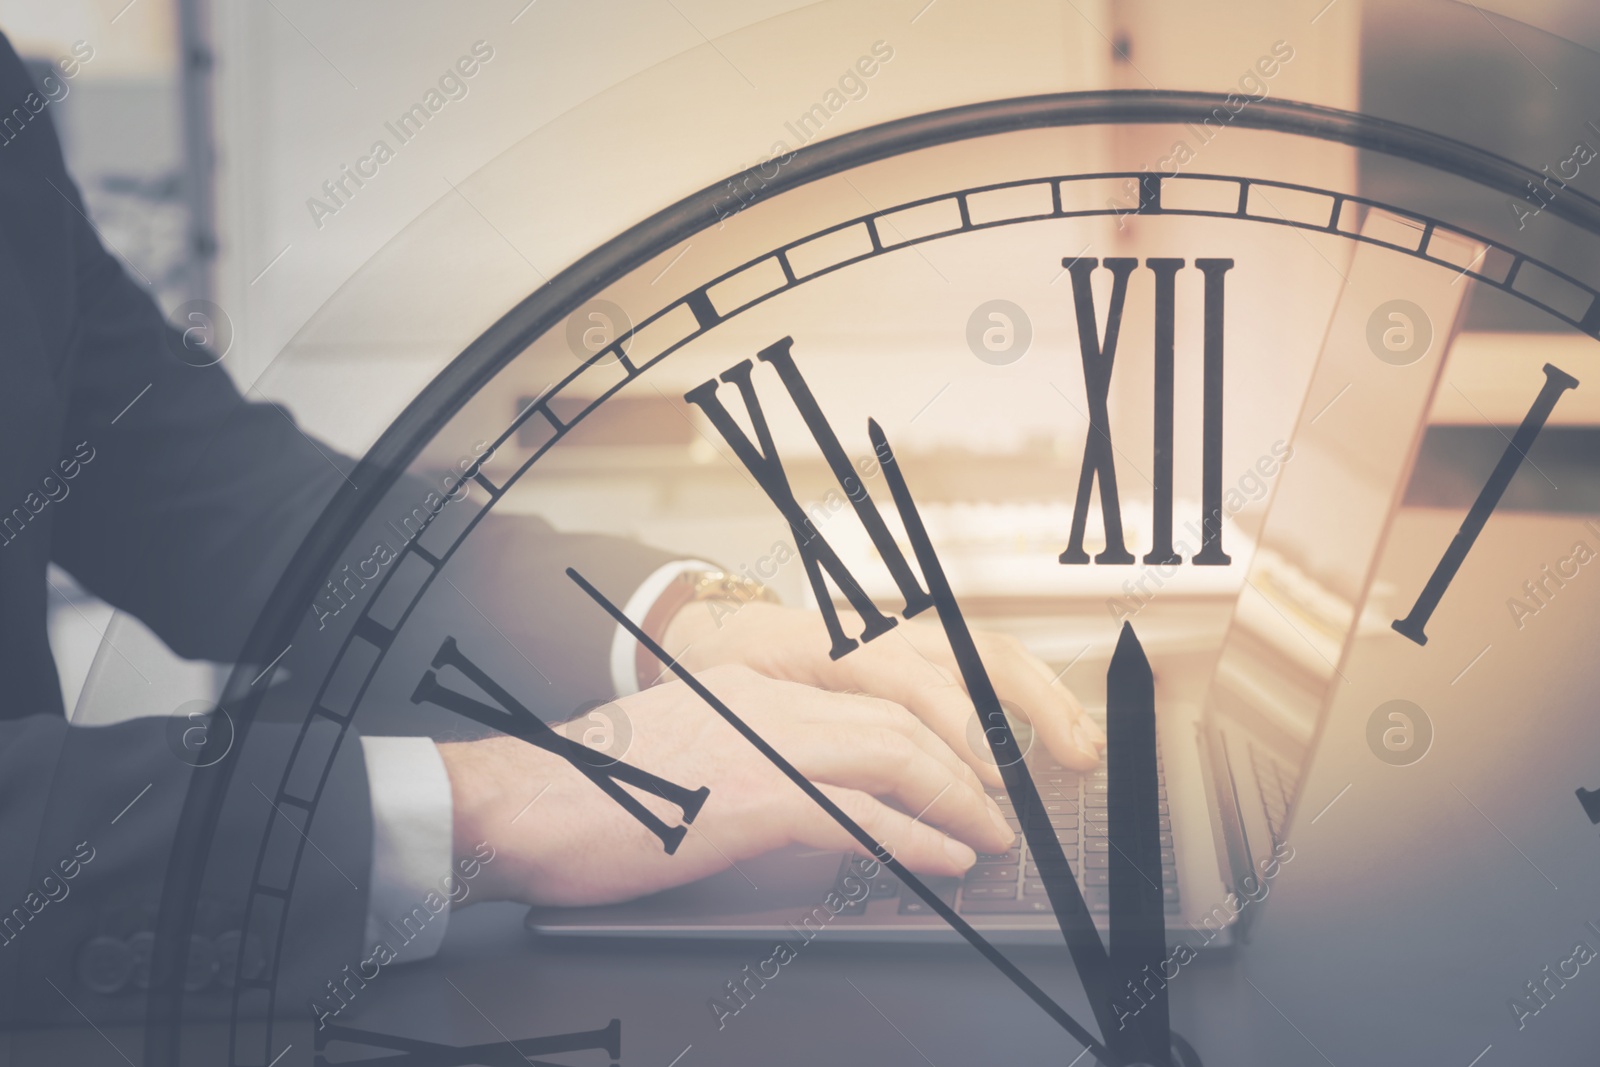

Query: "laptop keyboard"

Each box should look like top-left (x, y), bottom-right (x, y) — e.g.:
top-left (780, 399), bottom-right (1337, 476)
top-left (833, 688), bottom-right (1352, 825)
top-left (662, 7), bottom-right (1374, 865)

top-left (834, 739), bottom-right (1181, 918)
top-left (1249, 743), bottom-right (1297, 847)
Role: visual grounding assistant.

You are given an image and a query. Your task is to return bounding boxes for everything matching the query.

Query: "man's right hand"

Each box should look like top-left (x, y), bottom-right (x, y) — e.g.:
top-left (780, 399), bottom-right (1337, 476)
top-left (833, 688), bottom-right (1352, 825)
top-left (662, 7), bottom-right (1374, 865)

top-left (437, 664), bottom-right (1016, 907)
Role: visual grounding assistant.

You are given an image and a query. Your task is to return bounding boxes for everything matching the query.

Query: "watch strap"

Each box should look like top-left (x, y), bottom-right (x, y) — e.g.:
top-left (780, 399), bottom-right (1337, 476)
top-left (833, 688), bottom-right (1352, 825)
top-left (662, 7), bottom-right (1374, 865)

top-left (634, 571), bottom-right (777, 690)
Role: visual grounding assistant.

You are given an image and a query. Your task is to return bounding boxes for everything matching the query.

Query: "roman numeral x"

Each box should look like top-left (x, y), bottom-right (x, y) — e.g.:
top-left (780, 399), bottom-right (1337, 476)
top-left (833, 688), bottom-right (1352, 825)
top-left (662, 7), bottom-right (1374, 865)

top-left (412, 637), bottom-right (708, 853)
top-left (1061, 257), bottom-right (1138, 565)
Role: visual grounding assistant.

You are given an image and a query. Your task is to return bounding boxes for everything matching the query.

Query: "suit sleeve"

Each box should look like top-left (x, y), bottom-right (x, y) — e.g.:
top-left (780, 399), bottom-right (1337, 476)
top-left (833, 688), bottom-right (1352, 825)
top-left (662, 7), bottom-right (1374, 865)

top-left (0, 712), bottom-right (372, 1026)
top-left (0, 30), bottom-right (706, 1048)
top-left (40, 74), bottom-right (350, 665)
top-left (35, 66), bottom-right (677, 704)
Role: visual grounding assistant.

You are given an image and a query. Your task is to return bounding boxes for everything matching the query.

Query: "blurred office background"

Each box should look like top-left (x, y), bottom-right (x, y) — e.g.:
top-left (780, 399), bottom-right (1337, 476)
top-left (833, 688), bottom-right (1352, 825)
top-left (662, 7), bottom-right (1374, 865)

top-left (7, 0), bottom-right (1596, 717)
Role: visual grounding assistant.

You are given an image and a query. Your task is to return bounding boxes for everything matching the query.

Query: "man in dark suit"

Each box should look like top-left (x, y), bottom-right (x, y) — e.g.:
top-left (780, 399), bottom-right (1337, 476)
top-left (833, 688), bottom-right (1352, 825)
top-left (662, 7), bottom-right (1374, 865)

top-left (0, 29), bottom-right (1103, 1038)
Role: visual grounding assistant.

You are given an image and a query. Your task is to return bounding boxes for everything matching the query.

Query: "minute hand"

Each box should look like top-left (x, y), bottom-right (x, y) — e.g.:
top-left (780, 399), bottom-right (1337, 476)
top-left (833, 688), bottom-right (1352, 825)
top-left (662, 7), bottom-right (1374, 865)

top-left (567, 564), bottom-right (1111, 1062)
top-left (868, 419), bottom-right (1116, 1040)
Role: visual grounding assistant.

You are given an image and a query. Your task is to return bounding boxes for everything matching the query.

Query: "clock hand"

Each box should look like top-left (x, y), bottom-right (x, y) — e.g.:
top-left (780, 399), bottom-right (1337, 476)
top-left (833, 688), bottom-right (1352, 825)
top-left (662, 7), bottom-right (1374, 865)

top-left (567, 567), bottom-right (1114, 1064)
top-left (1576, 786), bottom-right (1600, 824)
top-left (1106, 622), bottom-right (1172, 1064)
top-left (866, 418), bottom-right (1121, 1044)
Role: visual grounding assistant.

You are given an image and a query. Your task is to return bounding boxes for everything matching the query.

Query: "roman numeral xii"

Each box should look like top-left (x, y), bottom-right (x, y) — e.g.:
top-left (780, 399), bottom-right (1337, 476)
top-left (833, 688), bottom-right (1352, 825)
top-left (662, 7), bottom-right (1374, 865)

top-left (1061, 256), bottom-right (1233, 568)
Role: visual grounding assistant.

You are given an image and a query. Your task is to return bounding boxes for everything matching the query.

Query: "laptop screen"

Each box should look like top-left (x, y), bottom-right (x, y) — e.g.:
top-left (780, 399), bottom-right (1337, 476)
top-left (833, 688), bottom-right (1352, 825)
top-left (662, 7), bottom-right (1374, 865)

top-left (1200, 213), bottom-right (1475, 881)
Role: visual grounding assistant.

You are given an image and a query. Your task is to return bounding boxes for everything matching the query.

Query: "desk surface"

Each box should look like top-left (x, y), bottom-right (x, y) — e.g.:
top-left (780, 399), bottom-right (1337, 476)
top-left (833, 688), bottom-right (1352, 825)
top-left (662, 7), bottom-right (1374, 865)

top-left (314, 509), bottom-right (1598, 1067)
top-left (13, 509), bottom-right (1599, 1067)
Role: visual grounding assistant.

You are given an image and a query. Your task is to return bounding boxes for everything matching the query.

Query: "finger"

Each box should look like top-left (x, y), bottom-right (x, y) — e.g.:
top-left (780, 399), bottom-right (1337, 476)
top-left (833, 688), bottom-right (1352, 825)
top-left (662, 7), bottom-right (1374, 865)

top-left (830, 641), bottom-right (1011, 790)
top-left (966, 633), bottom-right (1102, 771)
top-left (1021, 651), bottom-right (1107, 747)
top-left (788, 785), bottom-right (978, 878)
top-left (792, 689), bottom-right (992, 802)
top-left (885, 622), bottom-right (1106, 756)
top-left (772, 716), bottom-right (1013, 854)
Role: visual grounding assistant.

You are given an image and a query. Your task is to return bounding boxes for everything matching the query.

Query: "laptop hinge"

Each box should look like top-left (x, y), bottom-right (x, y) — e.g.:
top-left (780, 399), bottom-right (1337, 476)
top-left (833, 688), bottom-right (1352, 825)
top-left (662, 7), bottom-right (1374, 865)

top-left (1196, 722), bottom-right (1257, 936)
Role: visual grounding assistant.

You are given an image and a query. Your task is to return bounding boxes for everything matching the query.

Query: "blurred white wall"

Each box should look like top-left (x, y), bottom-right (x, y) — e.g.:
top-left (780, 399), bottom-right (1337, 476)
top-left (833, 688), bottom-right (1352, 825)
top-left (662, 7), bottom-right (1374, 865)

top-left (5, 0), bottom-right (1368, 717)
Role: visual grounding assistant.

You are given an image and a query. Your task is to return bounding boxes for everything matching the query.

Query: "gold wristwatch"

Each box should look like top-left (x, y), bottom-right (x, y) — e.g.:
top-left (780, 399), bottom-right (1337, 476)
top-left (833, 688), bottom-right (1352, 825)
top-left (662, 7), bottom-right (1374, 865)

top-left (635, 569), bottom-right (779, 689)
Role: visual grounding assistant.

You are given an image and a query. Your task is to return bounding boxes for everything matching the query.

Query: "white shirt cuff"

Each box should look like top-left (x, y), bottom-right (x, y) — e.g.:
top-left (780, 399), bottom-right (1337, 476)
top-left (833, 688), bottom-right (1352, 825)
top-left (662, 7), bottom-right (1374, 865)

top-left (360, 735), bottom-right (454, 963)
top-left (607, 559), bottom-right (717, 697)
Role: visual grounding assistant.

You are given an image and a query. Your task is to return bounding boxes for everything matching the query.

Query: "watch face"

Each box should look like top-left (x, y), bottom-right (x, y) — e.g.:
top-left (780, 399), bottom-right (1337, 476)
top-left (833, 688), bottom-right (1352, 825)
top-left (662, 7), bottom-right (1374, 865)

top-left (150, 89), bottom-right (1600, 1067)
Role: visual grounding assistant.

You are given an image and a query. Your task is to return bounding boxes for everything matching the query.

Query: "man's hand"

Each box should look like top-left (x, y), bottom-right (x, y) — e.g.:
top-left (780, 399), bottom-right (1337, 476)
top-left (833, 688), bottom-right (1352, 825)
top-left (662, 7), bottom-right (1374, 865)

top-left (439, 665), bottom-right (1015, 907)
top-left (661, 601), bottom-right (1106, 788)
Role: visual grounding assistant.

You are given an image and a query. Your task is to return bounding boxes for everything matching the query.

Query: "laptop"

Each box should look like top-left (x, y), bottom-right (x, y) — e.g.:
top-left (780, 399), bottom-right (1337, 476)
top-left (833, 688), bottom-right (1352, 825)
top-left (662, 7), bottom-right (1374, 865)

top-left (527, 220), bottom-right (1474, 945)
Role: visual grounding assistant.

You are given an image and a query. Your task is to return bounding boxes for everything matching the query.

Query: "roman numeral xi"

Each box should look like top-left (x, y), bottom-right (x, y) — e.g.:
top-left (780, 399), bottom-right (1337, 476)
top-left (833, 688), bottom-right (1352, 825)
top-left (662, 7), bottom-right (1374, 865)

top-left (686, 339), bottom-right (934, 660)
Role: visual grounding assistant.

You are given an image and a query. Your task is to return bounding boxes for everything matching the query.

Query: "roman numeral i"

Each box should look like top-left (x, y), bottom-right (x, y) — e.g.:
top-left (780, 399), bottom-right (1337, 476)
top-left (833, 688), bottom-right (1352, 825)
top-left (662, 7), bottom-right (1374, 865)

top-left (1061, 256), bottom-right (1234, 568)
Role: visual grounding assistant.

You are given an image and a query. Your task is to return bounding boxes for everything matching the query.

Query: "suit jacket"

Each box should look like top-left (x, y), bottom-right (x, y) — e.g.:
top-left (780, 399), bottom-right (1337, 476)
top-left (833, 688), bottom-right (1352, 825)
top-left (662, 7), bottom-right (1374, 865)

top-left (0, 31), bottom-right (674, 1030)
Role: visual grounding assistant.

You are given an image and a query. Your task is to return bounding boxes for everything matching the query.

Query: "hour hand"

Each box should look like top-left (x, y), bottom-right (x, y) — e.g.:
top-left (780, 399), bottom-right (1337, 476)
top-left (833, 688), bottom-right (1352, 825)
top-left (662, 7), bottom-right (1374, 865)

top-left (1106, 622), bottom-right (1172, 1064)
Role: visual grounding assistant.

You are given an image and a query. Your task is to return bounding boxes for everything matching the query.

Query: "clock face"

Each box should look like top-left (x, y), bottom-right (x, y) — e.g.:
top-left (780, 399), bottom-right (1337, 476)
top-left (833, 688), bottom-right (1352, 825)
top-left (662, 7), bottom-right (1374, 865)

top-left (150, 95), bottom-right (1600, 1066)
